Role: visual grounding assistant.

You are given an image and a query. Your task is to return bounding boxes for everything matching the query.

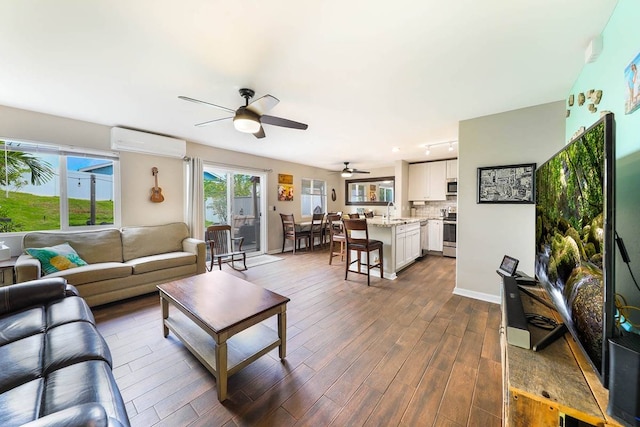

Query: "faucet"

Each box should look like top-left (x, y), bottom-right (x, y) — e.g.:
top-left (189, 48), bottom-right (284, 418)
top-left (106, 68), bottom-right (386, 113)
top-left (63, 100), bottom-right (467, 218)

top-left (386, 201), bottom-right (395, 220)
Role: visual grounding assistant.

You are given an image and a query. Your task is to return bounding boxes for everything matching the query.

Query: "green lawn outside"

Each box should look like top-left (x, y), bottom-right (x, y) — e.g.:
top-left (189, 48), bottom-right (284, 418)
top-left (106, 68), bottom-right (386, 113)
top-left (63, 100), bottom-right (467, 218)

top-left (0, 191), bottom-right (114, 232)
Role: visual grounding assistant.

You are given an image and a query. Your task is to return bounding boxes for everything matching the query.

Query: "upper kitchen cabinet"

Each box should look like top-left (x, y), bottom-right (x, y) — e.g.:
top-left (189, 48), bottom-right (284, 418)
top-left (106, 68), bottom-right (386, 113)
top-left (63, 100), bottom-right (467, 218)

top-left (408, 161), bottom-right (447, 201)
top-left (446, 159), bottom-right (458, 180)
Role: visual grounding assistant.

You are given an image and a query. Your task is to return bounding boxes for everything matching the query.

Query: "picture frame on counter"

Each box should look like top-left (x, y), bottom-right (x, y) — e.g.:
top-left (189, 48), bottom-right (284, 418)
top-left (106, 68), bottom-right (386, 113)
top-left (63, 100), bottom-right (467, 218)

top-left (477, 163), bottom-right (535, 204)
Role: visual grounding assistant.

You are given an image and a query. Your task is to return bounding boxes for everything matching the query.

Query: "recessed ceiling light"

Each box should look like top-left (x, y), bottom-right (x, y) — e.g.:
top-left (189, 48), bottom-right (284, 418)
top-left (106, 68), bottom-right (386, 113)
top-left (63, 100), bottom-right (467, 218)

top-left (392, 147), bottom-right (400, 152)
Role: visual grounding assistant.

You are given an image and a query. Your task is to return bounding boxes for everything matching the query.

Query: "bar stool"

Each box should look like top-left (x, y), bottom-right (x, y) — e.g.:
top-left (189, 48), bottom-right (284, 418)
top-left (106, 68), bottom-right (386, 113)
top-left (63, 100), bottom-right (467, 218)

top-left (342, 218), bottom-right (384, 286)
top-left (327, 213), bottom-right (345, 264)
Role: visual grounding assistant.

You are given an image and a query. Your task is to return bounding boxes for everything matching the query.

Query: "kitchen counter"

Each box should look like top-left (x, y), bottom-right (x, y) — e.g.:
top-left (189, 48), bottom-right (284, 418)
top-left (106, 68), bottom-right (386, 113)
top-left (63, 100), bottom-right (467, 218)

top-left (367, 217), bottom-right (423, 227)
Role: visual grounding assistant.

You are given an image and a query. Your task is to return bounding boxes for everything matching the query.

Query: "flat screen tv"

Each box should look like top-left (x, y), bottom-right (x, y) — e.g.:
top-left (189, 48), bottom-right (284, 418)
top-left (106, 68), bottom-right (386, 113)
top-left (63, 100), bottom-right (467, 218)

top-left (535, 112), bottom-right (615, 386)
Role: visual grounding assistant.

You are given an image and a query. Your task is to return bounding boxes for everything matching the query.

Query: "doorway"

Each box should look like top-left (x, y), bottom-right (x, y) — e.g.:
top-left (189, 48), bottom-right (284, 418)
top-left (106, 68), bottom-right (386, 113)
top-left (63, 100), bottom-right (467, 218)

top-left (203, 165), bottom-right (266, 255)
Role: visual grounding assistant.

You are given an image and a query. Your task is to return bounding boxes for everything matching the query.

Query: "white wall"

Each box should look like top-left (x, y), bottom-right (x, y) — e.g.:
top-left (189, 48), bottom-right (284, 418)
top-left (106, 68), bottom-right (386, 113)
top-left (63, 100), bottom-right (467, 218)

top-left (455, 101), bottom-right (566, 303)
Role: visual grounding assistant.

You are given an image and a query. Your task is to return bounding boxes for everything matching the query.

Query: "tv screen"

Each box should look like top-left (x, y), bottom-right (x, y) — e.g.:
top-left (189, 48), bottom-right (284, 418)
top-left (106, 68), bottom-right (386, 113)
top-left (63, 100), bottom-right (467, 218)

top-left (534, 113), bottom-right (615, 385)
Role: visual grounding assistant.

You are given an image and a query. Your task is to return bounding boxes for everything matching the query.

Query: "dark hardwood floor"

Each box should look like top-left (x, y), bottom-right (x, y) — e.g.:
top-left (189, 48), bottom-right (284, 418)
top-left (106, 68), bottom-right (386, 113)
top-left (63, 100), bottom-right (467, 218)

top-left (93, 249), bottom-right (502, 427)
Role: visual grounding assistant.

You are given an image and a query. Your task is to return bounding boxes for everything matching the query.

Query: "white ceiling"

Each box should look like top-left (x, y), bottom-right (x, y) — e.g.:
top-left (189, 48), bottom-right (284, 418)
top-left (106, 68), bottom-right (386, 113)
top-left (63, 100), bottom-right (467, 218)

top-left (0, 1), bottom-right (617, 172)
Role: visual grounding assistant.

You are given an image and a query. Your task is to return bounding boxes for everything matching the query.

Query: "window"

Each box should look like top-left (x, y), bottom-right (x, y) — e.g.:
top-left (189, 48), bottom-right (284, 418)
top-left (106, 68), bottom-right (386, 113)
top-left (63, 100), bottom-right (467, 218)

top-left (301, 178), bottom-right (326, 216)
top-left (0, 140), bottom-right (119, 232)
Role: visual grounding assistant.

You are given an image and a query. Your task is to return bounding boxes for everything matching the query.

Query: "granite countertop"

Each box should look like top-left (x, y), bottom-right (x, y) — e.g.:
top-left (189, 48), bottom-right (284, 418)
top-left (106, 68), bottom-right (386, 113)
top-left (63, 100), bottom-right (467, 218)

top-left (367, 217), bottom-right (424, 228)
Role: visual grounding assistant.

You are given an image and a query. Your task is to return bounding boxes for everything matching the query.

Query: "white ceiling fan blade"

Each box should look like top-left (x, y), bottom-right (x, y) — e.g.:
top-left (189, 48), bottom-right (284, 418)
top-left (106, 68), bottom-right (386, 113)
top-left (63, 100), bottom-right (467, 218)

top-left (195, 116), bottom-right (233, 127)
top-left (178, 96), bottom-right (235, 114)
top-left (247, 94), bottom-right (279, 115)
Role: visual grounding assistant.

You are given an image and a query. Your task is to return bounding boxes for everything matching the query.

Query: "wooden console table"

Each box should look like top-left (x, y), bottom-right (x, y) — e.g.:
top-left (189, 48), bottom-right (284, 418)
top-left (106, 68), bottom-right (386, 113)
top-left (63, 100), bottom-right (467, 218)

top-left (501, 283), bottom-right (622, 426)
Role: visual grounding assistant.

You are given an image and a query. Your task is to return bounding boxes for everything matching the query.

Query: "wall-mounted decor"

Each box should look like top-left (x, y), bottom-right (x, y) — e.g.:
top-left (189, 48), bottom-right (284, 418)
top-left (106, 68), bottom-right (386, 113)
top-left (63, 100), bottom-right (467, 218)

top-left (477, 163), bottom-right (536, 204)
top-left (625, 50), bottom-right (640, 115)
top-left (331, 188), bottom-right (336, 201)
top-left (277, 174), bottom-right (293, 201)
top-left (150, 167), bottom-right (164, 203)
top-left (345, 176), bottom-right (394, 206)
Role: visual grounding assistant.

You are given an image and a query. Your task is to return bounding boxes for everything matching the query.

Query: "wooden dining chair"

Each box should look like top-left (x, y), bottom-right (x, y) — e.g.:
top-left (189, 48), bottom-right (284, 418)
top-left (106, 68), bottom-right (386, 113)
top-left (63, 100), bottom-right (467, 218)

top-left (348, 213), bottom-right (360, 219)
top-left (327, 213), bottom-right (345, 264)
top-left (309, 213), bottom-right (325, 250)
top-left (342, 218), bottom-right (383, 286)
top-left (205, 224), bottom-right (247, 271)
top-left (280, 213), bottom-right (310, 254)
top-left (364, 211), bottom-right (374, 218)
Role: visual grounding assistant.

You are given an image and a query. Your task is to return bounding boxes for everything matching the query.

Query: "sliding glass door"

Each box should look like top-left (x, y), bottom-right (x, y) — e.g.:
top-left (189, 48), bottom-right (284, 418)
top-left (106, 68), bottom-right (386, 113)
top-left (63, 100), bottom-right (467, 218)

top-left (203, 165), bottom-right (265, 255)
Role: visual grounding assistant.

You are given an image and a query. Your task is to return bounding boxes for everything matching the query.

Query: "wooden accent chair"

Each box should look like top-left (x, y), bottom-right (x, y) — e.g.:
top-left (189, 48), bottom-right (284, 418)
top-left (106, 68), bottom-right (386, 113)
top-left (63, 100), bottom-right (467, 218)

top-left (309, 213), bottom-right (325, 250)
top-left (280, 213), bottom-right (310, 254)
top-left (342, 218), bottom-right (384, 286)
top-left (327, 213), bottom-right (345, 264)
top-left (205, 225), bottom-right (247, 271)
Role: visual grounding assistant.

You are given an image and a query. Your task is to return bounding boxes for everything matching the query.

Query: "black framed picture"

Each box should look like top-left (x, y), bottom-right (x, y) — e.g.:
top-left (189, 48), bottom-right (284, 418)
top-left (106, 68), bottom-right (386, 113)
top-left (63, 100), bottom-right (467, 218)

top-left (477, 163), bottom-right (536, 204)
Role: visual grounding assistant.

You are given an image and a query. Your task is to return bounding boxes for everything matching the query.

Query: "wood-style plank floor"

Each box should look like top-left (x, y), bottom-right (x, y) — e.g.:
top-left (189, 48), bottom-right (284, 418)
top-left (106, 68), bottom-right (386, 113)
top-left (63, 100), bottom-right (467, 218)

top-left (93, 249), bottom-right (503, 427)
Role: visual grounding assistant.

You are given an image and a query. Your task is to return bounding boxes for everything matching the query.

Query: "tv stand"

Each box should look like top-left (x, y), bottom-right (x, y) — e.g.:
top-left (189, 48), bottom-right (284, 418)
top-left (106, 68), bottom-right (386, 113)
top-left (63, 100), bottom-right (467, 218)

top-left (501, 279), bottom-right (622, 426)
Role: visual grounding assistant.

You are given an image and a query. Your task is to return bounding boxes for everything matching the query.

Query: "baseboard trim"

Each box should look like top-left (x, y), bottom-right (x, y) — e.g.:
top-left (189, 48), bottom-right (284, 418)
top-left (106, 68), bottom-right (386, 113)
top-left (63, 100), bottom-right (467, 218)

top-left (453, 287), bottom-right (500, 305)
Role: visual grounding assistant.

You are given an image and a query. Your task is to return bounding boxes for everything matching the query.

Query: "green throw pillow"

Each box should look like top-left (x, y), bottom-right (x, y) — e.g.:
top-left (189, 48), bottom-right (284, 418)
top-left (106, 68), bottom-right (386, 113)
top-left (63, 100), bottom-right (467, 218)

top-left (25, 242), bottom-right (88, 276)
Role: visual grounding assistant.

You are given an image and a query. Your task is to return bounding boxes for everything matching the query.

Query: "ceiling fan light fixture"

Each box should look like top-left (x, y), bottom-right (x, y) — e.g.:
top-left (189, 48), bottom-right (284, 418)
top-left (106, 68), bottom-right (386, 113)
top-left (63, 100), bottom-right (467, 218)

top-left (233, 107), bottom-right (261, 133)
top-left (341, 171), bottom-right (353, 178)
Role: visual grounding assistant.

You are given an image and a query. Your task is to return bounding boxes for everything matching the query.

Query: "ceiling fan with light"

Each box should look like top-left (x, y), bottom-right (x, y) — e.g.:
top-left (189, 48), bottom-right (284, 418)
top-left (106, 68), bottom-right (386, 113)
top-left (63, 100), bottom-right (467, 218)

top-left (340, 162), bottom-right (370, 178)
top-left (178, 88), bottom-right (308, 139)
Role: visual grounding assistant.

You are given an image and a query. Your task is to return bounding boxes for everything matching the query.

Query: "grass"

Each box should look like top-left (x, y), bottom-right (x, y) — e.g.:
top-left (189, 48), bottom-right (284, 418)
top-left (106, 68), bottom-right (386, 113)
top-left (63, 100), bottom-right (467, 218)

top-left (0, 191), bottom-right (114, 231)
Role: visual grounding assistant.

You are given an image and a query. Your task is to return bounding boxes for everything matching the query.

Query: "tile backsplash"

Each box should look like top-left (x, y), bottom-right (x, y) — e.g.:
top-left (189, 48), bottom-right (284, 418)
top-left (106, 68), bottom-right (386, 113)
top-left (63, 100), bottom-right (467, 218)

top-left (412, 197), bottom-right (457, 218)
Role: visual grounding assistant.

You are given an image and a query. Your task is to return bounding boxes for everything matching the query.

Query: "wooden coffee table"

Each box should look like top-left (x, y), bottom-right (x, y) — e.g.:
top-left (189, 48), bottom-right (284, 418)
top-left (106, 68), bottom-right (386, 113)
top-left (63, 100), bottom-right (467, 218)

top-left (157, 271), bottom-right (290, 401)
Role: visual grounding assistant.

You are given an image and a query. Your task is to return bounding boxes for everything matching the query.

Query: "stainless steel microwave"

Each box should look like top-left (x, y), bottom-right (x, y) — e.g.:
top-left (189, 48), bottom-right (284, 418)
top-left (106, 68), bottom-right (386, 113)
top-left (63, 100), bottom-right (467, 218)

top-left (446, 179), bottom-right (457, 195)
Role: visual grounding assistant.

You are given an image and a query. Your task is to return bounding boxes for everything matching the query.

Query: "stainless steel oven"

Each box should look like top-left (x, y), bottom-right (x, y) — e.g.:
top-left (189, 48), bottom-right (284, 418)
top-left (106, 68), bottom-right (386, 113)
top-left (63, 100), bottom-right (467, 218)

top-left (443, 214), bottom-right (456, 258)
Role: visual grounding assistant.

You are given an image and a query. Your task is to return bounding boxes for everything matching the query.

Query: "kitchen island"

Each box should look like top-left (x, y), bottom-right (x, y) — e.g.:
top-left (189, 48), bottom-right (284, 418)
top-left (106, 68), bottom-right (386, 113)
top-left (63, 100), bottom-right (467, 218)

top-left (350, 217), bottom-right (423, 280)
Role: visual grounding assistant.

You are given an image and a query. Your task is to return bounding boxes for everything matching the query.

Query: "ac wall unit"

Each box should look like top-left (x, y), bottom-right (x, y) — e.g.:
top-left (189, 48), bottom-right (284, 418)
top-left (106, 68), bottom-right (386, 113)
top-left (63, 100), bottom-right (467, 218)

top-left (110, 127), bottom-right (186, 159)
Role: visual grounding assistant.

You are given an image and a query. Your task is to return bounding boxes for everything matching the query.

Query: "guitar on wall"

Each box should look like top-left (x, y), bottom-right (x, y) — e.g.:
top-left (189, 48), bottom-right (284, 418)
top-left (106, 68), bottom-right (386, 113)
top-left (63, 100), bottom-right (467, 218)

top-left (150, 167), bottom-right (165, 203)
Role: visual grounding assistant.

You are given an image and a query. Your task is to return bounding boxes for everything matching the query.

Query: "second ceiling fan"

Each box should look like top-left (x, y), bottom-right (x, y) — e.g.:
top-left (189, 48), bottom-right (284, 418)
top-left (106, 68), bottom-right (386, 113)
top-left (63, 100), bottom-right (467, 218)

top-left (340, 162), bottom-right (370, 178)
top-left (179, 88), bottom-right (308, 139)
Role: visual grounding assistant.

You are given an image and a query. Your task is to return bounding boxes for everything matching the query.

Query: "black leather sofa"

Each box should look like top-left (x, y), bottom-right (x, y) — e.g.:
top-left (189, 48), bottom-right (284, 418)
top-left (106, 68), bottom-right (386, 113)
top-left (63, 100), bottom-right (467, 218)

top-left (0, 278), bottom-right (129, 427)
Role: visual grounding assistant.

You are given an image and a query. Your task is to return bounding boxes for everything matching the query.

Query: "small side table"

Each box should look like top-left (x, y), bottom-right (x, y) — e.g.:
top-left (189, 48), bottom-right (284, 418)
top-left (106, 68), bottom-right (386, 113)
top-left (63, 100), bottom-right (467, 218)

top-left (0, 256), bottom-right (18, 287)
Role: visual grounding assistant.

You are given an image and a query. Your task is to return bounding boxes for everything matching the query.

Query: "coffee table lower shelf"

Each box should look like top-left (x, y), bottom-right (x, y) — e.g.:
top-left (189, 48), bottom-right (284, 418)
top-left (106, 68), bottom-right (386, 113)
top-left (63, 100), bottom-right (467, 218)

top-left (164, 313), bottom-right (281, 397)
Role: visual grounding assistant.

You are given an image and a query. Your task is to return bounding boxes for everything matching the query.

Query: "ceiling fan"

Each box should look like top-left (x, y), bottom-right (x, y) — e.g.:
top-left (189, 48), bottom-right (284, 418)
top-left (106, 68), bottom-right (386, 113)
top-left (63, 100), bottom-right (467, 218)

top-left (340, 162), bottom-right (370, 178)
top-left (178, 88), bottom-right (308, 139)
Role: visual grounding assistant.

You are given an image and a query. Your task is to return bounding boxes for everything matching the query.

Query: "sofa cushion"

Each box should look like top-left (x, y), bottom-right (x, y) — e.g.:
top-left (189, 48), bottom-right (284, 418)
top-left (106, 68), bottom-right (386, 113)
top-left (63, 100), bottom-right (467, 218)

top-left (121, 222), bottom-right (189, 261)
top-left (0, 379), bottom-right (43, 426)
top-left (125, 251), bottom-right (197, 274)
top-left (46, 263), bottom-right (132, 286)
top-left (42, 361), bottom-right (129, 425)
top-left (23, 229), bottom-right (123, 264)
top-left (0, 334), bottom-right (43, 394)
top-left (45, 322), bottom-right (112, 373)
top-left (25, 243), bottom-right (88, 276)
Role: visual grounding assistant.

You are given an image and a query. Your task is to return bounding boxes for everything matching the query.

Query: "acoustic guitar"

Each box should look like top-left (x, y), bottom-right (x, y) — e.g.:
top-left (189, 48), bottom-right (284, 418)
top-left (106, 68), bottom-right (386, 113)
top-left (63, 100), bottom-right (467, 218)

top-left (150, 167), bottom-right (165, 203)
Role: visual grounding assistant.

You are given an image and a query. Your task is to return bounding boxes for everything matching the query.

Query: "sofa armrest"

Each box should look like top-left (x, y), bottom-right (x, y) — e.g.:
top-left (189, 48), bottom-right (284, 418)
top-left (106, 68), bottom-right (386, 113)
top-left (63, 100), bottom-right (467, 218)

top-left (0, 277), bottom-right (67, 316)
top-left (15, 253), bottom-right (42, 283)
top-left (19, 403), bottom-right (124, 427)
top-left (182, 237), bottom-right (206, 274)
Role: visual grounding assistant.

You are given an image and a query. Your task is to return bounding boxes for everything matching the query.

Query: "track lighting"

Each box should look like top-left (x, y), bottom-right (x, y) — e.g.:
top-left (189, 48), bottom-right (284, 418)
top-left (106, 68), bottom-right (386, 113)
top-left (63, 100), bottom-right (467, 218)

top-left (425, 147), bottom-right (431, 155)
top-left (448, 142), bottom-right (453, 152)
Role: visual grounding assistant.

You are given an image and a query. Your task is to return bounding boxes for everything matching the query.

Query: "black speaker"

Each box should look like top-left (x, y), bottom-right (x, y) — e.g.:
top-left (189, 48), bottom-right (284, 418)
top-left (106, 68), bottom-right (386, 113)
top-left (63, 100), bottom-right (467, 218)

top-left (608, 334), bottom-right (640, 426)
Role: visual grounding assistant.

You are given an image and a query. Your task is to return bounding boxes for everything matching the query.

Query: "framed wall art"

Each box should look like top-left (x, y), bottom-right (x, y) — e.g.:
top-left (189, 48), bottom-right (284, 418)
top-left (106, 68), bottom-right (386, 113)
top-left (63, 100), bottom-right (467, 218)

top-left (477, 163), bottom-right (536, 204)
top-left (278, 174), bottom-right (294, 201)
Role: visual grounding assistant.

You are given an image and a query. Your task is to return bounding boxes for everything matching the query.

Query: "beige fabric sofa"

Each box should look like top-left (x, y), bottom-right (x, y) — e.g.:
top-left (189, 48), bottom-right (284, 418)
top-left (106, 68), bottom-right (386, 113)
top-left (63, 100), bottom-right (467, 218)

top-left (15, 222), bottom-right (206, 307)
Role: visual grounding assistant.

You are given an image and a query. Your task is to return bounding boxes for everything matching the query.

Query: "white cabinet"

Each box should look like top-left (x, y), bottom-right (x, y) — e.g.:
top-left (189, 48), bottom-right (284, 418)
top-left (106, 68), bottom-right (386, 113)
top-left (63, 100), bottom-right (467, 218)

top-left (408, 163), bottom-right (427, 201)
top-left (446, 159), bottom-right (458, 180)
top-left (408, 161), bottom-right (447, 201)
top-left (427, 161), bottom-right (447, 201)
top-left (395, 223), bottom-right (421, 270)
top-left (407, 225), bottom-right (421, 260)
top-left (395, 226), bottom-right (407, 269)
top-left (428, 219), bottom-right (443, 252)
